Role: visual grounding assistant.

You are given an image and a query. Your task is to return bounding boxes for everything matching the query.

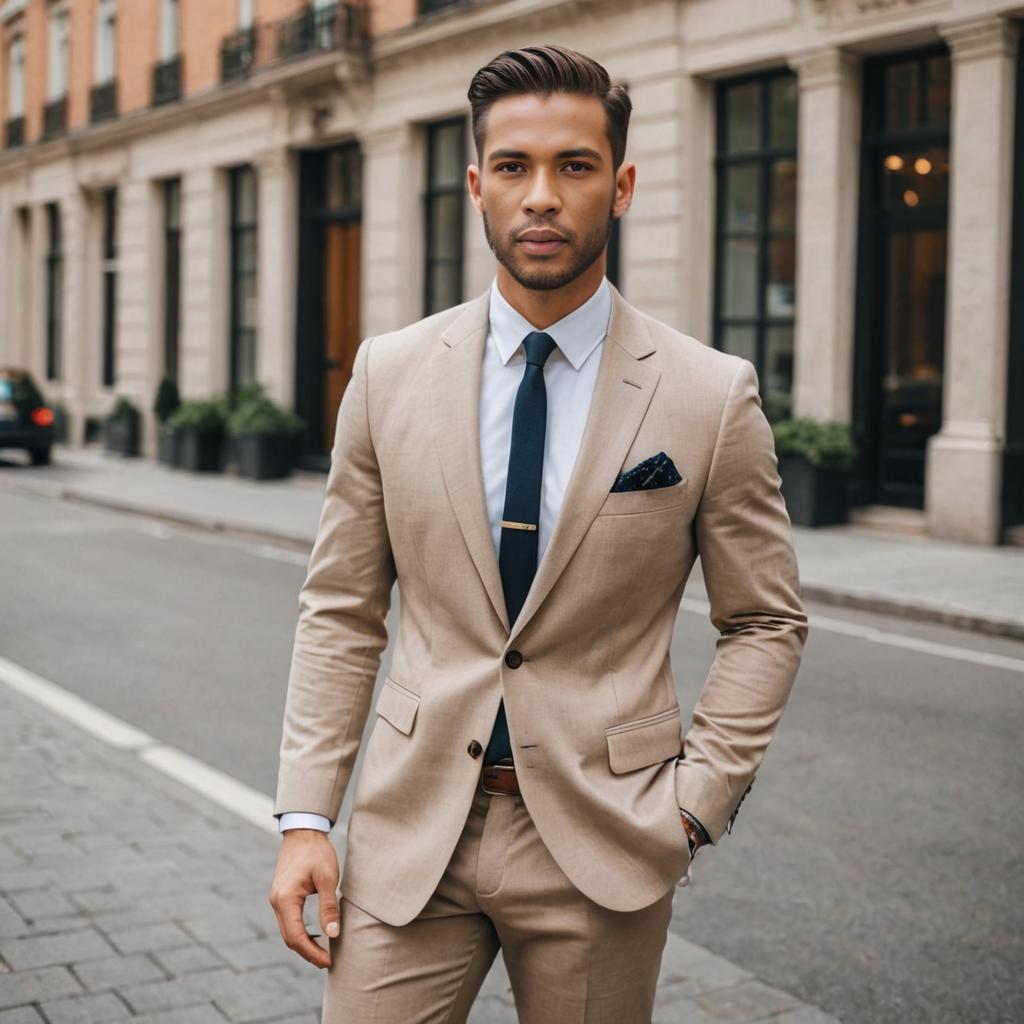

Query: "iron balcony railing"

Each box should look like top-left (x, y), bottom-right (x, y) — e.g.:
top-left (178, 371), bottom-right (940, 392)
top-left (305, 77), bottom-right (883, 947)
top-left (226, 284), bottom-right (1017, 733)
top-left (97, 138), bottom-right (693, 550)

top-left (90, 79), bottom-right (118, 123)
top-left (221, 25), bottom-right (258, 83)
top-left (42, 96), bottom-right (67, 139)
top-left (153, 54), bottom-right (183, 106)
top-left (217, 2), bottom-right (369, 84)
top-left (4, 115), bottom-right (24, 149)
top-left (420, 0), bottom-right (464, 13)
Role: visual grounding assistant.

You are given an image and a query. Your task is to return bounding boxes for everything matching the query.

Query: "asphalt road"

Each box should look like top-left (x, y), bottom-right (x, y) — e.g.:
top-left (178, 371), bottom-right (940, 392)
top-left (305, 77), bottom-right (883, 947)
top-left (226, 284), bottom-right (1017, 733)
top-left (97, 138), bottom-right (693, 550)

top-left (2, 484), bottom-right (1021, 1024)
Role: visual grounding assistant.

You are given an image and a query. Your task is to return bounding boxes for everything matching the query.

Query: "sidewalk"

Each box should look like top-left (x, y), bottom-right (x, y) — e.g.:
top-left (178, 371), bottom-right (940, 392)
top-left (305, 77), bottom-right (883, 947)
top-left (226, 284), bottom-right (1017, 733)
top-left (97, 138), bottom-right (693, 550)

top-left (0, 671), bottom-right (839, 1022)
top-left (2, 444), bottom-right (1023, 639)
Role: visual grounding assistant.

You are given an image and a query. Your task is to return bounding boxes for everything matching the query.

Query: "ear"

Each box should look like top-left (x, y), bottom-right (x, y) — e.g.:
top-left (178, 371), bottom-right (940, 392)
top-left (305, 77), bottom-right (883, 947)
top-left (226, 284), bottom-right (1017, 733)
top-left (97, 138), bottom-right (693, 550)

top-left (613, 161), bottom-right (637, 218)
top-left (467, 164), bottom-right (484, 214)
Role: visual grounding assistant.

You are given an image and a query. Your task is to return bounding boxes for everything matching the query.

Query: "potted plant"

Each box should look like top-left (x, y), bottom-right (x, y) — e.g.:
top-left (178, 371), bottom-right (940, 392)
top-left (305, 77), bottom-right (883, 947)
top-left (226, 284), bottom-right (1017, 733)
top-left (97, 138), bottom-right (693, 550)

top-left (153, 377), bottom-right (181, 466)
top-left (103, 396), bottom-right (141, 457)
top-left (226, 392), bottom-right (305, 480)
top-left (772, 417), bottom-right (857, 527)
top-left (220, 382), bottom-right (266, 470)
top-left (166, 398), bottom-right (226, 472)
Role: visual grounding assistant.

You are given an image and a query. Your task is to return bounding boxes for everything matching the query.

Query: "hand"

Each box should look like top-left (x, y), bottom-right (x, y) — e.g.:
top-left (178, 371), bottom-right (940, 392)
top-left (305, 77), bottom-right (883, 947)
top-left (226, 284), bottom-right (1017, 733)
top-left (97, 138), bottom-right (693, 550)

top-left (268, 829), bottom-right (341, 969)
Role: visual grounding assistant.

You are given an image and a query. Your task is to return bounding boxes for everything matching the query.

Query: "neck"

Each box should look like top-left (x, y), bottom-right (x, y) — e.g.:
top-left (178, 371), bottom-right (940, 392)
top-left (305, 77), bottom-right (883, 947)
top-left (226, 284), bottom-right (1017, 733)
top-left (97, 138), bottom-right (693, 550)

top-left (495, 261), bottom-right (606, 330)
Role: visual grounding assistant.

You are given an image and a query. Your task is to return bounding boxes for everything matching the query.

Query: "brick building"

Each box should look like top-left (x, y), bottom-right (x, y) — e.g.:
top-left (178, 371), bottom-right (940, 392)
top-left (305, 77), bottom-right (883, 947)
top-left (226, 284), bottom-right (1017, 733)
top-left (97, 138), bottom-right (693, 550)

top-left (0, 0), bottom-right (1021, 545)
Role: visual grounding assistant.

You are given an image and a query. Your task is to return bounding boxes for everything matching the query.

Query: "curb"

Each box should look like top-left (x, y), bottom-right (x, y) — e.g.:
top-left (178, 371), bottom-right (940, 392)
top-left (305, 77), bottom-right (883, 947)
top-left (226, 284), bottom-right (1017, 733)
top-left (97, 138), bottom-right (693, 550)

top-left (3, 473), bottom-right (1022, 642)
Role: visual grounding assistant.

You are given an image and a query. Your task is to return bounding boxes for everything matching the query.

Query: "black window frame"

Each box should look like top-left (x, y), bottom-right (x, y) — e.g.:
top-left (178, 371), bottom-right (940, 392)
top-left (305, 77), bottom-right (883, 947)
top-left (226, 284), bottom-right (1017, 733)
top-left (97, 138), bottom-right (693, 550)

top-left (45, 202), bottom-right (63, 381)
top-left (423, 116), bottom-right (466, 317)
top-left (712, 67), bottom-right (799, 408)
top-left (163, 177), bottom-right (182, 383)
top-left (101, 186), bottom-right (118, 388)
top-left (228, 164), bottom-right (259, 394)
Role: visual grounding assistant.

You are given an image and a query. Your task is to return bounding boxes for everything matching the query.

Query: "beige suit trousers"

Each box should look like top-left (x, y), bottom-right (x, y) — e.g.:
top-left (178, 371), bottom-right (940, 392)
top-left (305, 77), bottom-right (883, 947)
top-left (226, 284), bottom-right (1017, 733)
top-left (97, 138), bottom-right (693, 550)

top-left (322, 772), bottom-right (676, 1023)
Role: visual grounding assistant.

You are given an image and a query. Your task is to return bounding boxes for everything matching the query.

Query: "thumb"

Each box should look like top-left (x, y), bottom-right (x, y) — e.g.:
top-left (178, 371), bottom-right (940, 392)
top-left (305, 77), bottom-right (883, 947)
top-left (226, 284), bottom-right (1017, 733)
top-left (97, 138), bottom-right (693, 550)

top-left (317, 871), bottom-right (341, 939)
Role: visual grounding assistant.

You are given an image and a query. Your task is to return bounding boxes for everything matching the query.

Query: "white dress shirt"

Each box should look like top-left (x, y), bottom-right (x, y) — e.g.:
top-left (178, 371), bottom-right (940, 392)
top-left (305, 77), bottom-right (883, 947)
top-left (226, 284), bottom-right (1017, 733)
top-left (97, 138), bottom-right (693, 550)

top-left (278, 274), bottom-right (610, 835)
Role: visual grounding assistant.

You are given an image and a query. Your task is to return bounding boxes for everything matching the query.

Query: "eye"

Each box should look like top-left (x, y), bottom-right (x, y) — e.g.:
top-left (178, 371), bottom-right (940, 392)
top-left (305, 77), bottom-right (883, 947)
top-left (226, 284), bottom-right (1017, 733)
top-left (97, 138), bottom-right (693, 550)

top-left (565, 162), bottom-right (591, 172)
top-left (495, 162), bottom-right (523, 173)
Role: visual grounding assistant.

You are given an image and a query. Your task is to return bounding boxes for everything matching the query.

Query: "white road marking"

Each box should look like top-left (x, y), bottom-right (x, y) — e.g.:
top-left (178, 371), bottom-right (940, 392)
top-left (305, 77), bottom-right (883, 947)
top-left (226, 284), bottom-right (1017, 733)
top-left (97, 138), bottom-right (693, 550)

top-left (0, 654), bottom-right (282, 836)
top-left (679, 597), bottom-right (1024, 675)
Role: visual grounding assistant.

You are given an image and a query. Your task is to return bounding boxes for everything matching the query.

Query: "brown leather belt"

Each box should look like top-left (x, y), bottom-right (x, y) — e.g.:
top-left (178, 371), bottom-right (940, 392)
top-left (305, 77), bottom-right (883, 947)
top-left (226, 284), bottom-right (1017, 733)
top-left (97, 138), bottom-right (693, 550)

top-left (480, 757), bottom-right (520, 796)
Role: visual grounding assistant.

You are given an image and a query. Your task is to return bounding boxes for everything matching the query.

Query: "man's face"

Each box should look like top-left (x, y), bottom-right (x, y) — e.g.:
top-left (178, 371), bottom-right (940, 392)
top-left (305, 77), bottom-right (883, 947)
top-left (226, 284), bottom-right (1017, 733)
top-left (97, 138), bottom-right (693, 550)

top-left (468, 91), bottom-right (635, 292)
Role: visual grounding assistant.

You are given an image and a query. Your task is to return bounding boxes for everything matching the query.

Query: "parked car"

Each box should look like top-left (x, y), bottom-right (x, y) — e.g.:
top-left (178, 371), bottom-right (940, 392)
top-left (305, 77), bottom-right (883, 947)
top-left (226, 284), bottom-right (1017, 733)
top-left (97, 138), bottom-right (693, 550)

top-left (0, 367), bottom-right (55, 465)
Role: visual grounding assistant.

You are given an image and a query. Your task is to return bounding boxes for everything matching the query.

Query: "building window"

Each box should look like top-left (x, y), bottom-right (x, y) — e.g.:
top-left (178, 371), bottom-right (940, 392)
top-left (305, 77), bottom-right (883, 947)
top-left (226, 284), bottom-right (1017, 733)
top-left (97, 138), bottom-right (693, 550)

top-left (160, 0), bottom-right (179, 61)
top-left (424, 117), bottom-right (466, 316)
top-left (7, 33), bottom-right (25, 116)
top-left (95, 0), bottom-right (116, 83)
top-left (47, 5), bottom-right (70, 100)
top-left (101, 188), bottom-right (118, 388)
top-left (163, 178), bottom-right (182, 382)
top-left (229, 165), bottom-right (259, 392)
top-left (713, 70), bottom-right (798, 408)
top-left (4, 33), bottom-right (25, 147)
top-left (45, 203), bottom-right (63, 382)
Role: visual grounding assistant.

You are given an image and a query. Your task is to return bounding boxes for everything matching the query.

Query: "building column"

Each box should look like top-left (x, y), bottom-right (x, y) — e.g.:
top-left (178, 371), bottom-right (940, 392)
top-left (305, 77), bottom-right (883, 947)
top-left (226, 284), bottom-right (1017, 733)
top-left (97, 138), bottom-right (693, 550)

top-left (255, 145), bottom-right (298, 410)
top-left (361, 123), bottom-right (419, 335)
top-left (180, 166), bottom-right (229, 398)
top-left (928, 15), bottom-right (1019, 544)
top-left (786, 45), bottom-right (862, 424)
top-left (61, 188), bottom-right (90, 446)
top-left (116, 178), bottom-right (163, 455)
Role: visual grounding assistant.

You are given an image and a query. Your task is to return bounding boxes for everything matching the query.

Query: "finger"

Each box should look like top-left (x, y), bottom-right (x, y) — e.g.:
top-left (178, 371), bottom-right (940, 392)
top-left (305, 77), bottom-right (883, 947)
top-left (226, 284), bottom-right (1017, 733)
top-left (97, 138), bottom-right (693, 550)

top-left (277, 891), bottom-right (331, 969)
top-left (313, 860), bottom-right (342, 937)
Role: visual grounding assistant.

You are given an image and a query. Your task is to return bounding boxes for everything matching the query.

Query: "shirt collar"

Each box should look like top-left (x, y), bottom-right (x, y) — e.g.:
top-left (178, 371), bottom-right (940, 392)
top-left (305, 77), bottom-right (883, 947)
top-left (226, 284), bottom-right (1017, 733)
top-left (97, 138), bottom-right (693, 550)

top-left (488, 274), bottom-right (611, 371)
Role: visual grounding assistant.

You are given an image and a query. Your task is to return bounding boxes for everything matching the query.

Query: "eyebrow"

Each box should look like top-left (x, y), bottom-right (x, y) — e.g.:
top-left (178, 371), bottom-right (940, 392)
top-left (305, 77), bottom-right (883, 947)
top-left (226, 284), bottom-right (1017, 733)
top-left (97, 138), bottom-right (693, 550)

top-left (487, 147), bottom-right (604, 163)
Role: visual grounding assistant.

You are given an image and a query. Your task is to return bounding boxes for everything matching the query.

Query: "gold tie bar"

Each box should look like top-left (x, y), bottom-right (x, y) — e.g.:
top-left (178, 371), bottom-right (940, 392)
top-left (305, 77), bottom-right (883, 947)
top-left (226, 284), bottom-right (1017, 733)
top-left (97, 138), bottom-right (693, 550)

top-left (501, 520), bottom-right (538, 531)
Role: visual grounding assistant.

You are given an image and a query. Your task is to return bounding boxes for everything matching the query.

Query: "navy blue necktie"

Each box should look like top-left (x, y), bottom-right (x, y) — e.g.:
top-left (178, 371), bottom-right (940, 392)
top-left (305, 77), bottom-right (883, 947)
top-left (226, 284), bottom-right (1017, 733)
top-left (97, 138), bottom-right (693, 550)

top-left (483, 330), bottom-right (558, 764)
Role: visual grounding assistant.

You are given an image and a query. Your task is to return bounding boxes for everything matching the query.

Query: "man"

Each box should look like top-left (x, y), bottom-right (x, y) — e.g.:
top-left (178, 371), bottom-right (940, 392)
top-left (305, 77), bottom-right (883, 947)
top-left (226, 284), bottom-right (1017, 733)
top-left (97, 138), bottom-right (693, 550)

top-left (269, 43), bottom-right (808, 1023)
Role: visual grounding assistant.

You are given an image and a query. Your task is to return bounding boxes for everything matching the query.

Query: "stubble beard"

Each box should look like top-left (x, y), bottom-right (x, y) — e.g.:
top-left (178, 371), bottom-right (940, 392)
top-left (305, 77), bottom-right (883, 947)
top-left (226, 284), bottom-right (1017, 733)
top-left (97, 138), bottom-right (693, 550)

top-left (483, 193), bottom-right (617, 293)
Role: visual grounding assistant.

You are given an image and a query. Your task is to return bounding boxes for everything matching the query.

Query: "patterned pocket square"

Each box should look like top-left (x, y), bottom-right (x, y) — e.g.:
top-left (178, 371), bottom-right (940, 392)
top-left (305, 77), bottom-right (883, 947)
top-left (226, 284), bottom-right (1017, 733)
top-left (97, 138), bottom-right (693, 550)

top-left (610, 451), bottom-right (683, 492)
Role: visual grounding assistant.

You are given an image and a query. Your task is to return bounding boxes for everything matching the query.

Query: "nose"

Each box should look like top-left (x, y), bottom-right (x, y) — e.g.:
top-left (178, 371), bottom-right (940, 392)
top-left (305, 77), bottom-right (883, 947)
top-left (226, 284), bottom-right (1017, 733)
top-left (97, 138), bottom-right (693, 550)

top-left (523, 167), bottom-right (562, 216)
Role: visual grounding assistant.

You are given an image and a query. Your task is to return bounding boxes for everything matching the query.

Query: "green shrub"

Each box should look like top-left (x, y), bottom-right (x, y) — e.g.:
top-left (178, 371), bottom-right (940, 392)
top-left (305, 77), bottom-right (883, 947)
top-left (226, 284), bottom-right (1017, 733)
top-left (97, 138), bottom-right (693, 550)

top-left (107, 396), bottom-right (140, 422)
top-left (153, 377), bottom-right (181, 424)
top-left (761, 391), bottom-right (792, 425)
top-left (772, 417), bottom-right (857, 470)
top-left (227, 394), bottom-right (304, 438)
top-left (166, 398), bottom-right (226, 432)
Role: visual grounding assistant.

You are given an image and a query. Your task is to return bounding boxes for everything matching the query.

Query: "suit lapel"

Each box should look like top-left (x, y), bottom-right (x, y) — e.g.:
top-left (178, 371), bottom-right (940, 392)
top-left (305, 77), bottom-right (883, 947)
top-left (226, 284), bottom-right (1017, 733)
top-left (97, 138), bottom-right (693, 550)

top-left (509, 282), bottom-right (659, 641)
top-left (429, 280), bottom-right (661, 640)
top-left (431, 290), bottom-right (509, 631)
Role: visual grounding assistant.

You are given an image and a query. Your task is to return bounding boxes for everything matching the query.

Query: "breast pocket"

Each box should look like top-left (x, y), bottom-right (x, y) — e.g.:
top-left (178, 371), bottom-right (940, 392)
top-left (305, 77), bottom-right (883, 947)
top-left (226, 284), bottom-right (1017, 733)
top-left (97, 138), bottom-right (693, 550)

top-left (604, 705), bottom-right (683, 773)
top-left (375, 676), bottom-right (420, 736)
top-left (597, 478), bottom-right (687, 517)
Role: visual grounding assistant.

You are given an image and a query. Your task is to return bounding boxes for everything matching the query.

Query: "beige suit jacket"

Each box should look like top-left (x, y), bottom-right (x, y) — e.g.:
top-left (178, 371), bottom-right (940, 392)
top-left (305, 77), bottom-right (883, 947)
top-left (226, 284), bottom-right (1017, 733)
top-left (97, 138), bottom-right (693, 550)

top-left (274, 281), bottom-right (809, 926)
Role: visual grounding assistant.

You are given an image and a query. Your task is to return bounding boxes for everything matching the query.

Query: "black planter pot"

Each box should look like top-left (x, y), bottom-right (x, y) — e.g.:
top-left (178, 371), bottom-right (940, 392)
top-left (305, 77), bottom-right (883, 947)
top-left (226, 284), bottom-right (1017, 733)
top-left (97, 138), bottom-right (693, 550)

top-left (778, 454), bottom-right (850, 526)
top-left (104, 416), bottom-right (140, 457)
top-left (178, 426), bottom-right (224, 472)
top-left (236, 433), bottom-right (295, 480)
top-left (157, 426), bottom-right (180, 467)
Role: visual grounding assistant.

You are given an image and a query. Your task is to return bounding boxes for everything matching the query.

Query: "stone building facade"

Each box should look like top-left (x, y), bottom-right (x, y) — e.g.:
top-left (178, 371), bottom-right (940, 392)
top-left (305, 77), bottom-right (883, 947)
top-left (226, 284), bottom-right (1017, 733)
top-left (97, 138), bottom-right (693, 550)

top-left (0, 0), bottom-right (1020, 545)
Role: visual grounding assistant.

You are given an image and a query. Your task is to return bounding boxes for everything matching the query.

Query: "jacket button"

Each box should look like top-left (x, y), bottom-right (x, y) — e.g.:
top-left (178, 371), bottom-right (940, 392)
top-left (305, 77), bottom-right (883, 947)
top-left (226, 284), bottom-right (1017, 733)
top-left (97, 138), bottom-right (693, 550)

top-left (468, 740), bottom-right (483, 758)
top-left (504, 649), bottom-right (523, 669)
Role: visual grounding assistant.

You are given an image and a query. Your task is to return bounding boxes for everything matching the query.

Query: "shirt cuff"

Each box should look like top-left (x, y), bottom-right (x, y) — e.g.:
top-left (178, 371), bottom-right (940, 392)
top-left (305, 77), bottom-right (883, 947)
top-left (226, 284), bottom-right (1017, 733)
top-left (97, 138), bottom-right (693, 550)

top-left (278, 812), bottom-right (333, 834)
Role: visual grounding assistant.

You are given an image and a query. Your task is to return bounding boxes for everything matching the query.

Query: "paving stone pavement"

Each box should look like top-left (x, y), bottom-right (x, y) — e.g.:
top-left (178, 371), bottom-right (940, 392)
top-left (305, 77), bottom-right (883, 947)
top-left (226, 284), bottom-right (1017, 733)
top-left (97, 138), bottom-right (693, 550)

top-left (0, 679), bottom-right (840, 1023)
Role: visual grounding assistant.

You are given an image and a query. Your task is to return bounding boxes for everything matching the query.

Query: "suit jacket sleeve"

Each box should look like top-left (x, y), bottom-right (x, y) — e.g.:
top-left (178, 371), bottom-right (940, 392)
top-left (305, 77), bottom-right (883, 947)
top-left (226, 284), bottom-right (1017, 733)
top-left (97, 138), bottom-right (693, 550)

top-left (674, 357), bottom-right (809, 843)
top-left (273, 335), bottom-right (397, 825)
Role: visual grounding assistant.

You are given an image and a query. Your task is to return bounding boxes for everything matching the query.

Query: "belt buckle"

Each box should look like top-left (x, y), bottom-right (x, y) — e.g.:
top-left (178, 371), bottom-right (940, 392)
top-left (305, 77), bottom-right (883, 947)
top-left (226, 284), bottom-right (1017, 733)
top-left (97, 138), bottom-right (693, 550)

top-left (481, 760), bottom-right (516, 795)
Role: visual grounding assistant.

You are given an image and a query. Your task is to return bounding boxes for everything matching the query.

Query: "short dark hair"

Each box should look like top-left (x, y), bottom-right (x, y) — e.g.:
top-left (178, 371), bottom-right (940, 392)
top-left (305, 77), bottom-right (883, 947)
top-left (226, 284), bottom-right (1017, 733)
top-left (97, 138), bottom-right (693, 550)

top-left (467, 44), bottom-right (632, 171)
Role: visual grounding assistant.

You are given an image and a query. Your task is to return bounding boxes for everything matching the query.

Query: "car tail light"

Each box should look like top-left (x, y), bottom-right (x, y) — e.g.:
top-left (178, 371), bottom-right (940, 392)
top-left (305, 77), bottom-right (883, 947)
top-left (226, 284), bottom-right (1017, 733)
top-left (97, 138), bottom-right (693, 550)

top-left (30, 407), bottom-right (54, 427)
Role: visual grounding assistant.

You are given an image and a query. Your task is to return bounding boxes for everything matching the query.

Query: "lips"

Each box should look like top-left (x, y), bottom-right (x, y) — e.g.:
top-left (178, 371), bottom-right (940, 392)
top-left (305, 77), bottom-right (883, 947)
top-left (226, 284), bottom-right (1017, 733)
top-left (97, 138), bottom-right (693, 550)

top-left (518, 232), bottom-right (567, 255)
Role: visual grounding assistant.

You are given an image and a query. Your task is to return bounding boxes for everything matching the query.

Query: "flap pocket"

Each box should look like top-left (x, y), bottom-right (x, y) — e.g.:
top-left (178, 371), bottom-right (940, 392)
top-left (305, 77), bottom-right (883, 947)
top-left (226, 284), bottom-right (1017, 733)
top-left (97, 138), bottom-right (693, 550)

top-left (604, 705), bottom-right (683, 774)
top-left (375, 677), bottom-right (420, 736)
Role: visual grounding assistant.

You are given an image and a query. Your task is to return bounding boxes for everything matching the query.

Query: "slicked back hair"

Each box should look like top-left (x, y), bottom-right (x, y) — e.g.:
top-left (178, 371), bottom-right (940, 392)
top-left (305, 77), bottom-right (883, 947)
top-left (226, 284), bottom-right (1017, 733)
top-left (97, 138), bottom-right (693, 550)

top-left (467, 44), bottom-right (631, 172)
